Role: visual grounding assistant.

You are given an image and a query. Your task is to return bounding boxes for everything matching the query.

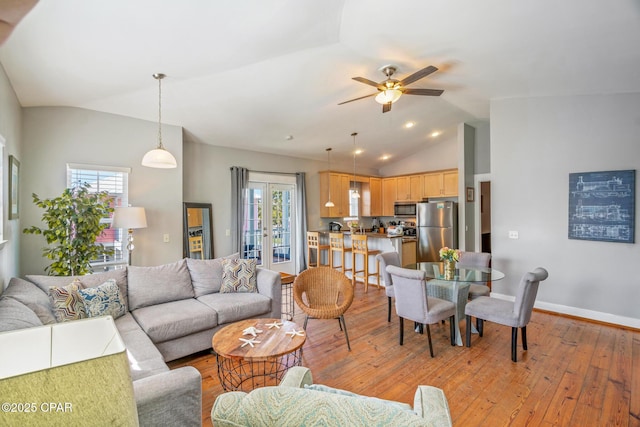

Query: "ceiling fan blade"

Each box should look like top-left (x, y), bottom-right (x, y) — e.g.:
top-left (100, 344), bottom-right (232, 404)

top-left (382, 102), bottom-right (392, 113)
top-left (403, 88), bottom-right (444, 96)
top-left (337, 92), bottom-right (377, 105)
top-left (398, 65), bottom-right (438, 86)
top-left (352, 76), bottom-right (383, 89)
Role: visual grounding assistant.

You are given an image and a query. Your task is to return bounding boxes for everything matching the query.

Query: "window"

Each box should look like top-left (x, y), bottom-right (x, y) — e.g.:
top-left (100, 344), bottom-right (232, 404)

top-left (66, 163), bottom-right (131, 270)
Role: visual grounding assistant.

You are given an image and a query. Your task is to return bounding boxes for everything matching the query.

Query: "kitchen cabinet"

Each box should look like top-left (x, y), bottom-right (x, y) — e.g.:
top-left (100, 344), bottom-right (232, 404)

top-left (320, 172), bottom-right (351, 217)
top-left (381, 178), bottom-right (397, 216)
top-left (395, 175), bottom-right (423, 201)
top-left (187, 207), bottom-right (203, 227)
top-left (402, 240), bottom-right (417, 265)
top-left (422, 170), bottom-right (458, 198)
top-left (362, 177), bottom-right (382, 217)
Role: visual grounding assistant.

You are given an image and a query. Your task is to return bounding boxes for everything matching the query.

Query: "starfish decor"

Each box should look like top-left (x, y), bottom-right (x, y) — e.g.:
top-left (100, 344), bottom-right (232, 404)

top-left (242, 326), bottom-right (263, 337)
top-left (266, 321), bottom-right (283, 329)
top-left (285, 329), bottom-right (305, 338)
top-left (239, 337), bottom-right (261, 348)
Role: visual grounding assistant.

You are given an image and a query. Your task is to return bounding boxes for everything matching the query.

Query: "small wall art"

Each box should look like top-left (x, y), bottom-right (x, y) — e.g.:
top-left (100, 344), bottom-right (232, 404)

top-left (568, 169), bottom-right (635, 243)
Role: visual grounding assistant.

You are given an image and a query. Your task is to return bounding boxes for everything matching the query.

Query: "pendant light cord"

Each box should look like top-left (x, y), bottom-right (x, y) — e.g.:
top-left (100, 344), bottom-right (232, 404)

top-left (154, 73), bottom-right (165, 150)
top-left (352, 132), bottom-right (358, 193)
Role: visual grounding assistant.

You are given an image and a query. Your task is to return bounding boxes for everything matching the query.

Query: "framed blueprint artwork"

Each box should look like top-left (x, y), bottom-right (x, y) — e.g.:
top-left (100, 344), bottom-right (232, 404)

top-left (568, 170), bottom-right (635, 243)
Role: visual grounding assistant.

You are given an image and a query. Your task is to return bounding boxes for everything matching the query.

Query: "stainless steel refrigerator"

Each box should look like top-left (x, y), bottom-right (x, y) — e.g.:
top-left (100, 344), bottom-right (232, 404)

top-left (417, 201), bottom-right (458, 262)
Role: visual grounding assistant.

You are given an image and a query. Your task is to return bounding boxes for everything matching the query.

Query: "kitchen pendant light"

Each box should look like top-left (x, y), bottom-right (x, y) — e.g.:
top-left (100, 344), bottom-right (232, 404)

top-left (351, 132), bottom-right (360, 199)
top-left (324, 148), bottom-right (335, 208)
top-left (142, 73), bottom-right (177, 169)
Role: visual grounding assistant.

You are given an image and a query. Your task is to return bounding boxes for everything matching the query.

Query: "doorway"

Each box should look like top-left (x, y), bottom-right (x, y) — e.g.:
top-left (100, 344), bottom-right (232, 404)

top-left (243, 176), bottom-right (296, 274)
top-left (480, 181), bottom-right (491, 253)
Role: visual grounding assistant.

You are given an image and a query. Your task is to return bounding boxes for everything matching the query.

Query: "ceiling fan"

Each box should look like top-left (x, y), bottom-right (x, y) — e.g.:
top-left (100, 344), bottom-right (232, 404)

top-left (338, 64), bottom-right (444, 113)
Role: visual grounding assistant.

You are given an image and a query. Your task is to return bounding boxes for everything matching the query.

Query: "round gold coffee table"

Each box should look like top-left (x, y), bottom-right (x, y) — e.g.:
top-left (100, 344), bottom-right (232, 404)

top-left (212, 318), bottom-right (306, 391)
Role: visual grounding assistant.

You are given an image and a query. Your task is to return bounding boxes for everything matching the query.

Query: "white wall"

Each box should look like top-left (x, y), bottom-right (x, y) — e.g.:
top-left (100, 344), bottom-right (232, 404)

top-left (491, 93), bottom-right (640, 326)
top-left (20, 107), bottom-right (183, 274)
top-left (0, 64), bottom-right (22, 288)
top-left (378, 135), bottom-right (458, 176)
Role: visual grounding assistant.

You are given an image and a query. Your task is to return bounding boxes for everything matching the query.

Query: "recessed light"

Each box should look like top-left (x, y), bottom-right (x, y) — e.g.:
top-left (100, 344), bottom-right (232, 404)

top-left (285, 135), bottom-right (294, 140)
top-left (355, 149), bottom-right (363, 155)
top-left (430, 131), bottom-right (441, 138)
top-left (404, 121), bottom-right (415, 129)
top-left (381, 155), bottom-right (391, 160)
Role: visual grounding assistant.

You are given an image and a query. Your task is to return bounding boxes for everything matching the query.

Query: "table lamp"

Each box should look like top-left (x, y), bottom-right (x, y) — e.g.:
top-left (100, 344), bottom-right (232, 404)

top-left (0, 316), bottom-right (139, 426)
top-left (112, 206), bottom-right (147, 265)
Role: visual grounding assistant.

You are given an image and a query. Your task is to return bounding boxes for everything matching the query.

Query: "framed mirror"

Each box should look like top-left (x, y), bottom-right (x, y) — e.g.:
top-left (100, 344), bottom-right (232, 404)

top-left (183, 202), bottom-right (214, 259)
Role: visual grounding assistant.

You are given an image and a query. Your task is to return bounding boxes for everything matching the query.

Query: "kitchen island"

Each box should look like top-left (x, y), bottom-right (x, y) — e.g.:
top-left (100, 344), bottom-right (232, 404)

top-left (310, 231), bottom-right (416, 288)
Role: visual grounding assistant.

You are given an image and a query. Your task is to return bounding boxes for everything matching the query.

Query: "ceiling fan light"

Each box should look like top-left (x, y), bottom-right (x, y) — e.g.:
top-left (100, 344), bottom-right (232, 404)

top-left (375, 89), bottom-right (402, 105)
top-left (141, 147), bottom-right (177, 168)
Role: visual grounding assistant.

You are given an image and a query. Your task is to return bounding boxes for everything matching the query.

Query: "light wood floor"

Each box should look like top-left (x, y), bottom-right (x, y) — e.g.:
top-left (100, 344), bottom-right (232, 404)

top-left (169, 283), bottom-right (640, 426)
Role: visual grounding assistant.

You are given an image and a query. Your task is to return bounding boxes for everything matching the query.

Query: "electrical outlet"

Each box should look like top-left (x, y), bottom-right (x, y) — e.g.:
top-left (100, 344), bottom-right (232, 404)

top-left (163, 234), bottom-right (170, 243)
top-left (225, 229), bottom-right (230, 236)
top-left (508, 230), bottom-right (519, 239)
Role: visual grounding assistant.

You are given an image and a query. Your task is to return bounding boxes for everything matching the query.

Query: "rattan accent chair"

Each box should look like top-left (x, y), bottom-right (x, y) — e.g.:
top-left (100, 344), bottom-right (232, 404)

top-left (293, 267), bottom-right (355, 350)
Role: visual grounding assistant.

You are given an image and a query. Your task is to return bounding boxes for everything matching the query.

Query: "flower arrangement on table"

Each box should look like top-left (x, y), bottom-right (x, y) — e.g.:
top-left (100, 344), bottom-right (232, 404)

top-left (439, 247), bottom-right (460, 262)
top-left (439, 247), bottom-right (460, 279)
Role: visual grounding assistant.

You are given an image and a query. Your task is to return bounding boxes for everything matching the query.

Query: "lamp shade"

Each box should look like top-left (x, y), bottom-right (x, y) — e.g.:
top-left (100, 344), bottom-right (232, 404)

top-left (0, 317), bottom-right (139, 425)
top-left (112, 207), bottom-right (147, 229)
top-left (375, 89), bottom-right (402, 104)
top-left (141, 147), bottom-right (177, 168)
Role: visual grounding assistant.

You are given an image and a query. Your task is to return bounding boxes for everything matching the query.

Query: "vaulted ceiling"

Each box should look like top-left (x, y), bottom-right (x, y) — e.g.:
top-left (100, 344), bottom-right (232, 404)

top-left (1, 0), bottom-right (639, 169)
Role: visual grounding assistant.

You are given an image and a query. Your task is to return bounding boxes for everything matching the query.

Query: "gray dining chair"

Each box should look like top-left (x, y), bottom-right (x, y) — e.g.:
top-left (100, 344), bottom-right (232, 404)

top-left (376, 252), bottom-right (401, 322)
top-left (458, 251), bottom-right (491, 299)
top-left (386, 265), bottom-right (456, 357)
top-left (464, 267), bottom-right (549, 362)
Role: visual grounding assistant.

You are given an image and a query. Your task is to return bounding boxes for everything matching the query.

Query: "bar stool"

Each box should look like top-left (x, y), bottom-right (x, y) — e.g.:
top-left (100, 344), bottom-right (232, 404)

top-left (351, 234), bottom-right (381, 292)
top-left (329, 232), bottom-right (352, 274)
top-left (307, 231), bottom-right (330, 268)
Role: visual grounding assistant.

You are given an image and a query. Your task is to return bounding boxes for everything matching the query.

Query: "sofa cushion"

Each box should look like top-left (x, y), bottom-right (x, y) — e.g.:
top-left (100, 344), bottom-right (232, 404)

top-left (187, 253), bottom-right (239, 297)
top-left (211, 386), bottom-right (428, 427)
top-left (128, 260), bottom-right (194, 310)
top-left (303, 383), bottom-right (414, 413)
top-left (0, 297), bottom-right (43, 332)
top-left (220, 258), bottom-right (258, 293)
top-left (131, 299), bottom-right (218, 343)
top-left (77, 279), bottom-right (126, 319)
top-left (48, 281), bottom-right (87, 322)
top-left (115, 313), bottom-right (169, 381)
top-left (197, 292), bottom-right (271, 324)
top-left (26, 269), bottom-right (129, 310)
top-left (2, 277), bottom-right (56, 325)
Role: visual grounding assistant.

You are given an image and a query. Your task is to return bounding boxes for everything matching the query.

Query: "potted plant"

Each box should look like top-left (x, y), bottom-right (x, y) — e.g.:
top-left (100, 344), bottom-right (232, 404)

top-left (23, 183), bottom-right (114, 276)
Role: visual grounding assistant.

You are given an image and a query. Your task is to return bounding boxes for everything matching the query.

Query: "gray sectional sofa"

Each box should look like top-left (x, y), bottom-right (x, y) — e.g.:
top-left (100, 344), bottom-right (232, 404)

top-left (0, 255), bottom-right (282, 427)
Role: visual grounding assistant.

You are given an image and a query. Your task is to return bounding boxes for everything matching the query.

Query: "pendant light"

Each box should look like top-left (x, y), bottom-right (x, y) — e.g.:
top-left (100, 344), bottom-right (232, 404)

top-left (351, 132), bottom-right (360, 199)
top-left (324, 148), bottom-right (335, 208)
top-left (142, 73), bottom-right (178, 169)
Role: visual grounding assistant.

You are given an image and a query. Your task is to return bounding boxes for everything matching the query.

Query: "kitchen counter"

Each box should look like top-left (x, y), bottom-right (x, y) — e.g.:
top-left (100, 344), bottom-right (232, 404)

top-left (309, 231), bottom-right (417, 284)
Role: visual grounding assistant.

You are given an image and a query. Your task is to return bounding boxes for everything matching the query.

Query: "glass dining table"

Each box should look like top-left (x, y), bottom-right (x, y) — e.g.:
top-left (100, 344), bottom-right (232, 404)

top-left (404, 262), bottom-right (505, 346)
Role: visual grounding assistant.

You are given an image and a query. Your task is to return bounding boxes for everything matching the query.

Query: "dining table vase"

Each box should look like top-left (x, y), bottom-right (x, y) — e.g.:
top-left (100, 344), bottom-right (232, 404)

top-left (444, 259), bottom-right (456, 280)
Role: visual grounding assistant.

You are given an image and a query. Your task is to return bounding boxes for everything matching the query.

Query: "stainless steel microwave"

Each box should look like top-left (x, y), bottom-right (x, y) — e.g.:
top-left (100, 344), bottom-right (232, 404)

top-left (394, 201), bottom-right (417, 217)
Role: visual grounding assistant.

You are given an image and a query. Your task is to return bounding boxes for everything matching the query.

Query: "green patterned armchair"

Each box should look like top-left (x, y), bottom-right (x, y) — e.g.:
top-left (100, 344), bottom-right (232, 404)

top-left (211, 367), bottom-right (452, 427)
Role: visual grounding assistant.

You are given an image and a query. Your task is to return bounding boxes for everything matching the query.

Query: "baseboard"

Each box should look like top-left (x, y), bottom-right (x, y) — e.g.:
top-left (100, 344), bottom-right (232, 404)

top-left (490, 292), bottom-right (640, 330)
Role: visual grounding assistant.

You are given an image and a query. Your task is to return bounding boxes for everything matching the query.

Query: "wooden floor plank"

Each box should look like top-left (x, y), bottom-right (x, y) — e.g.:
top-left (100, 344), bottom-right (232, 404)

top-left (168, 282), bottom-right (640, 426)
